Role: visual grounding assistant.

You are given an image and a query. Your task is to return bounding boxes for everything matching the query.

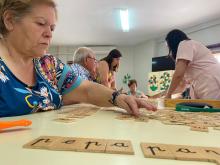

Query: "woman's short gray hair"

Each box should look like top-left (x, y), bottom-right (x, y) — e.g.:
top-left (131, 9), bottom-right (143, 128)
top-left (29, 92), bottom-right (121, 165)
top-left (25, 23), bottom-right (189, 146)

top-left (73, 47), bottom-right (94, 64)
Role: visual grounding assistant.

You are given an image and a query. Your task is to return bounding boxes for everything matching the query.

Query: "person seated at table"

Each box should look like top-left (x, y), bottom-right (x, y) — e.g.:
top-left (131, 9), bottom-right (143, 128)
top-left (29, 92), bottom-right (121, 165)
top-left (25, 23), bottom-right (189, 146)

top-left (96, 49), bottom-right (121, 90)
top-left (127, 79), bottom-right (148, 98)
top-left (165, 29), bottom-right (220, 99)
top-left (0, 0), bottom-right (156, 117)
top-left (71, 47), bottom-right (97, 81)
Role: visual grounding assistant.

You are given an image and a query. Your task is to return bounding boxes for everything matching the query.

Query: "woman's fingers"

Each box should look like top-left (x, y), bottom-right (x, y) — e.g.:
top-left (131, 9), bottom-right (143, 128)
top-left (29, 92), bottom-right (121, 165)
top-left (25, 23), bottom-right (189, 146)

top-left (125, 96), bottom-right (139, 116)
top-left (116, 95), bottom-right (157, 116)
top-left (136, 98), bottom-right (157, 111)
top-left (116, 95), bottom-right (133, 114)
top-left (116, 95), bottom-right (140, 116)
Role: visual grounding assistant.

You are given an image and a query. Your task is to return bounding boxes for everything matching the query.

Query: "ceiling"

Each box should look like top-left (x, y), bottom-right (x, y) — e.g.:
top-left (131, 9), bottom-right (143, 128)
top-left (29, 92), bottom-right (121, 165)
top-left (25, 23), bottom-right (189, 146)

top-left (52, 0), bottom-right (220, 46)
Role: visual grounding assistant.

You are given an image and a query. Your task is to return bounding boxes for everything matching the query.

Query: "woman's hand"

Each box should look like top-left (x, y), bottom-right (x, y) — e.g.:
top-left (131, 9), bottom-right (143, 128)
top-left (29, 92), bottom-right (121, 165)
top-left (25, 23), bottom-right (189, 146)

top-left (165, 92), bottom-right (172, 99)
top-left (63, 80), bottom-right (156, 116)
top-left (116, 94), bottom-right (157, 116)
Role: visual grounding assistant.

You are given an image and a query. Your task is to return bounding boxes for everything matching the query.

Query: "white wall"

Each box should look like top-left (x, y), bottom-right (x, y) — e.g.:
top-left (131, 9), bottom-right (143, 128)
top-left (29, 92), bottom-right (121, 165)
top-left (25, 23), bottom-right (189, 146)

top-left (48, 45), bottom-right (78, 63)
top-left (155, 19), bottom-right (220, 57)
top-left (189, 24), bottom-right (220, 45)
top-left (115, 46), bottom-right (134, 91)
top-left (133, 40), bottom-right (156, 94)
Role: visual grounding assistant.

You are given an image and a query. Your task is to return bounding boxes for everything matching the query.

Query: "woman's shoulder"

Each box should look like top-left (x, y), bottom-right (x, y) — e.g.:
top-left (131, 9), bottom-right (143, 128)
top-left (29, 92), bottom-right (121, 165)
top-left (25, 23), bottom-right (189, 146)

top-left (181, 40), bottom-right (209, 53)
top-left (178, 40), bottom-right (196, 51)
top-left (180, 40), bottom-right (203, 47)
top-left (99, 60), bottom-right (108, 65)
top-left (98, 60), bottom-right (109, 69)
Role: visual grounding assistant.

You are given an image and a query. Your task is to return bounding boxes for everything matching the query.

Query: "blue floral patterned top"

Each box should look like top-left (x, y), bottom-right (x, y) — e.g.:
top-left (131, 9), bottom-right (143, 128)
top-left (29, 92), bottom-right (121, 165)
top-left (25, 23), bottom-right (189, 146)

top-left (0, 55), bottom-right (82, 117)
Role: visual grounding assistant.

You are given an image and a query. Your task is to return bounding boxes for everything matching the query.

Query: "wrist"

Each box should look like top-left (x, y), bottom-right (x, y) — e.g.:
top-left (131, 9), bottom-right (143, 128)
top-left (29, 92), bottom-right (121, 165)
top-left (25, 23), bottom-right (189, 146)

top-left (109, 90), bottom-right (121, 106)
top-left (166, 91), bottom-right (172, 98)
top-left (166, 90), bottom-right (172, 95)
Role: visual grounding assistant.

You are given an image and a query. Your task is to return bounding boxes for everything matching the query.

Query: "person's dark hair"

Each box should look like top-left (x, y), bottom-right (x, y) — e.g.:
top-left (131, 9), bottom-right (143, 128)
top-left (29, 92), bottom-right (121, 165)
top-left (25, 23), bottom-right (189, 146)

top-left (165, 29), bottom-right (190, 60)
top-left (128, 79), bottom-right (137, 87)
top-left (101, 49), bottom-right (122, 71)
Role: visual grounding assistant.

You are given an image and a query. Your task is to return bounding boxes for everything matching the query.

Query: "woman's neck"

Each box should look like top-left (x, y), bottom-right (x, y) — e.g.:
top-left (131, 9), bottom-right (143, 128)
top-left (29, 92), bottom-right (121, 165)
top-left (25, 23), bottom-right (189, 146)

top-left (0, 39), bottom-right (33, 65)
top-left (0, 39), bottom-right (35, 86)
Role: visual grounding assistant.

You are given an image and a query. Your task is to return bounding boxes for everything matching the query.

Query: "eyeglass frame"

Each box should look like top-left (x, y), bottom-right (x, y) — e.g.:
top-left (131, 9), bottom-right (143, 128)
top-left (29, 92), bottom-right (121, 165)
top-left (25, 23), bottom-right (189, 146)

top-left (87, 56), bottom-right (98, 63)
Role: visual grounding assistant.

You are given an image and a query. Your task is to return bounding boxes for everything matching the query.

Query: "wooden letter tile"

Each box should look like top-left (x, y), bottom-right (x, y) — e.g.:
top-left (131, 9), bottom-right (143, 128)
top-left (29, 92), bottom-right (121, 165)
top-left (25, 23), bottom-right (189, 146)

top-left (140, 143), bottom-right (174, 159)
top-left (49, 137), bottom-right (81, 151)
top-left (168, 145), bottom-right (207, 161)
top-left (190, 124), bottom-right (209, 132)
top-left (105, 140), bottom-right (134, 155)
top-left (23, 136), bottom-right (61, 149)
top-left (200, 147), bottom-right (220, 162)
top-left (134, 116), bottom-right (149, 122)
top-left (214, 159), bottom-right (220, 165)
top-left (74, 138), bottom-right (107, 153)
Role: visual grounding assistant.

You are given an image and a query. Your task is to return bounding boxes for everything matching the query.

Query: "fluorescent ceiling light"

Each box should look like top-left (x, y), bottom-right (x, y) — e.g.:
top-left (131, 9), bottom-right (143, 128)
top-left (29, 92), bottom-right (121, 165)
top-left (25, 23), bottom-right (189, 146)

top-left (120, 9), bottom-right (129, 32)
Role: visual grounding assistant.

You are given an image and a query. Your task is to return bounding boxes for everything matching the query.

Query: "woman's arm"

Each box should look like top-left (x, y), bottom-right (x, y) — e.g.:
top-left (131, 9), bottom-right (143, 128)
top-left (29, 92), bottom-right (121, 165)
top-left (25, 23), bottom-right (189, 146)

top-left (110, 74), bottom-right (116, 90)
top-left (97, 61), bottom-right (110, 87)
top-left (111, 80), bottom-right (116, 90)
top-left (62, 80), bottom-right (156, 116)
top-left (166, 59), bottom-right (189, 98)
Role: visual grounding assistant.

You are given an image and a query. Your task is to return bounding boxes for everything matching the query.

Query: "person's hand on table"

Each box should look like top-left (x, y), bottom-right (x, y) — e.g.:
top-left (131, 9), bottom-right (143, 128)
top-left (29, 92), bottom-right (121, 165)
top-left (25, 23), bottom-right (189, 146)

top-left (165, 91), bottom-right (172, 99)
top-left (115, 94), bottom-right (157, 116)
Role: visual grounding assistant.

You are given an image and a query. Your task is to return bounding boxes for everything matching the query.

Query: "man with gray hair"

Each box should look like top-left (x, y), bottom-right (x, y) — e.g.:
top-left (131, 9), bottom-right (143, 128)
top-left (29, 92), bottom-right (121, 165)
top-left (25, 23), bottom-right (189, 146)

top-left (71, 47), bottom-right (98, 81)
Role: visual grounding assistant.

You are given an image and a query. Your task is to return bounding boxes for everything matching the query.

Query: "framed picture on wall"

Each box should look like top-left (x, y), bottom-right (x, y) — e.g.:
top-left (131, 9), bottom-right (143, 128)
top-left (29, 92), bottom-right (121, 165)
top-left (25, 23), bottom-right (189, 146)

top-left (147, 70), bottom-right (174, 96)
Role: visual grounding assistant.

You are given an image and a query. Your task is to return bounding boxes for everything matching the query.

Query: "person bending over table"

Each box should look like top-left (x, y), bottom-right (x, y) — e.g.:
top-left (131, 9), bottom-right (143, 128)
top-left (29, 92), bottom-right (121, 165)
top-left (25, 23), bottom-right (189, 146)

top-left (165, 29), bottom-right (220, 99)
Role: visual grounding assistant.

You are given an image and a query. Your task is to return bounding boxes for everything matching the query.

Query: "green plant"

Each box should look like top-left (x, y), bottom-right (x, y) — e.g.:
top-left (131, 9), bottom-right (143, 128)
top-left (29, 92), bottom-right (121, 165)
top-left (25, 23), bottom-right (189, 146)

top-left (123, 73), bottom-right (131, 84)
